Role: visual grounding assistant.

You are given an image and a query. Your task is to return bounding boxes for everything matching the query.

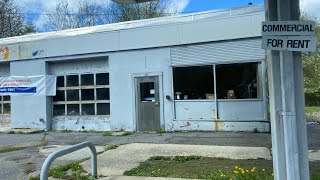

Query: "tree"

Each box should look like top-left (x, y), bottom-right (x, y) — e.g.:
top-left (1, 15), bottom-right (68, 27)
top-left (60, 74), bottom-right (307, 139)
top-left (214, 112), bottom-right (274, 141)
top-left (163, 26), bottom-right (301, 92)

top-left (108, 0), bottom-right (177, 22)
top-left (0, 0), bottom-right (35, 38)
top-left (302, 15), bottom-right (320, 106)
top-left (43, 0), bottom-right (180, 32)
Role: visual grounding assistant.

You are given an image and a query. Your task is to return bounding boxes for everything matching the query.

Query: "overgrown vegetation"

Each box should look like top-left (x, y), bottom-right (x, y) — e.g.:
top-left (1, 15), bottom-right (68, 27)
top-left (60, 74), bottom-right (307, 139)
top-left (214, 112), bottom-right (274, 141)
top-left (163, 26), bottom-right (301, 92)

top-left (302, 16), bottom-right (320, 106)
top-left (102, 132), bottom-right (113, 136)
top-left (105, 144), bottom-right (119, 151)
top-left (29, 162), bottom-right (94, 180)
top-left (121, 132), bottom-right (133, 136)
top-left (0, 146), bottom-right (26, 153)
top-left (60, 129), bottom-right (73, 133)
top-left (124, 156), bottom-right (320, 180)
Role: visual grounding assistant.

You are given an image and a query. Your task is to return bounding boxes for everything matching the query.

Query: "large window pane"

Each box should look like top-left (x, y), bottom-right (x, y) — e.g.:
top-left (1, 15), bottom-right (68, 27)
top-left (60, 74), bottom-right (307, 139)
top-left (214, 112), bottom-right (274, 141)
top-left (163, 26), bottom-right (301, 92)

top-left (66, 75), bottom-right (79, 87)
top-left (53, 90), bottom-right (65, 102)
top-left (96, 88), bottom-right (110, 100)
top-left (57, 76), bottom-right (65, 87)
top-left (96, 73), bottom-right (109, 85)
top-left (53, 105), bottom-right (65, 116)
top-left (0, 104), bottom-right (2, 114)
top-left (97, 103), bottom-right (110, 115)
top-left (81, 89), bottom-right (94, 101)
top-left (81, 74), bottom-right (94, 86)
top-left (67, 90), bottom-right (79, 101)
top-left (81, 104), bottom-right (95, 115)
top-left (173, 66), bottom-right (214, 100)
top-left (3, 103), bottom-right (10, 114)
top-left (67, 104), bottom-right (80, 115)
top-left (216, 62), bottom-right (258, 99)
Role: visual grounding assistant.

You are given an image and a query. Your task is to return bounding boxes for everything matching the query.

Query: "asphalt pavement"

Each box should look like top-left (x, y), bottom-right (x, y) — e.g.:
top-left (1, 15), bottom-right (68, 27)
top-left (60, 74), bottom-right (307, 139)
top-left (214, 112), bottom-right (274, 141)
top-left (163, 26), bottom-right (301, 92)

top-left (0, 123), bottom-right (319, 180)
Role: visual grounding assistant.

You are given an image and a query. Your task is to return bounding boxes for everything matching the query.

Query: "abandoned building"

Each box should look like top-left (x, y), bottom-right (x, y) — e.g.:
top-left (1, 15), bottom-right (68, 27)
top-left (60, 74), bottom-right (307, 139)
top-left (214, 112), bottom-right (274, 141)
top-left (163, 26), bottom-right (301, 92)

top-left (0, 5), bottom-right (269, 132)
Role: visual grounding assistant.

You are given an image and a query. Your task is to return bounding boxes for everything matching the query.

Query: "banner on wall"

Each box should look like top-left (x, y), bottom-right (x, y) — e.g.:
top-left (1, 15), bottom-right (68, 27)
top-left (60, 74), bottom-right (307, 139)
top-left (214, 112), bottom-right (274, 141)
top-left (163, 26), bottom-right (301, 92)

top-left (0, 75), bottom-right (56, 96)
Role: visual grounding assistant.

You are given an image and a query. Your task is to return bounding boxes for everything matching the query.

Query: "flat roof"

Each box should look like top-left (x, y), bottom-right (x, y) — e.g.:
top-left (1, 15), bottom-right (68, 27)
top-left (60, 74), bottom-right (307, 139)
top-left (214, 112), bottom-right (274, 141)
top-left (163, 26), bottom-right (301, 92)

top-left (0, 4), bottom-right (263, 45)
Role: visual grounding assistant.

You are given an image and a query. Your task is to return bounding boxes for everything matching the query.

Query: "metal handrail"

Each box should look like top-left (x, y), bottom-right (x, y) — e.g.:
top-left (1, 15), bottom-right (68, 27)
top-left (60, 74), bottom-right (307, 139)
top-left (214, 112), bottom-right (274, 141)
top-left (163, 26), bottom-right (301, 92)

top-left (40, 141), bottom-right (97, 180)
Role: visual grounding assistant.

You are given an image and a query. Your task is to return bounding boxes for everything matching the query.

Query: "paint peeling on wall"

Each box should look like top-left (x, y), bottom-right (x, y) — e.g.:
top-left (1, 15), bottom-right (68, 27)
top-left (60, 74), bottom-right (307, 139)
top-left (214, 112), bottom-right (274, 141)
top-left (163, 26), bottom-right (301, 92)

top-left (0, 46), bottom-right (9, 60)
top-left (180, 121), bottom-right (191, 128)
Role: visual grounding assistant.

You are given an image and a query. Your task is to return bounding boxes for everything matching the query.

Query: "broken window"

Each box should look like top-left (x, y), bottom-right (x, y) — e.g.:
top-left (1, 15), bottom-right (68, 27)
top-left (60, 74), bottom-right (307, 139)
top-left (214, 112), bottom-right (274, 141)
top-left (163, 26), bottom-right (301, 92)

top-left (0, 96), bottom-right (10, 115)
top-left (53, 73), bottom-right (110, 116)
top-left (173, 66), bottom-right (215, 100)
top-left (216, 62), bottom-right (259, 99)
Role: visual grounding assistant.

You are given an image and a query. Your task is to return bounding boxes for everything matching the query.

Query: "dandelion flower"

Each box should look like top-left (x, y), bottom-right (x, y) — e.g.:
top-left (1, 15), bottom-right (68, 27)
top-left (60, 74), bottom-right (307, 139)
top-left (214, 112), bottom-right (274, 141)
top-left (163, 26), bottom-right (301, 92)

top-left (246, 170), bottom-right (249, 173)
top-left (234, 170), bottom-right (239, 174)
top-left (262, 169), bottom-right (266, 171)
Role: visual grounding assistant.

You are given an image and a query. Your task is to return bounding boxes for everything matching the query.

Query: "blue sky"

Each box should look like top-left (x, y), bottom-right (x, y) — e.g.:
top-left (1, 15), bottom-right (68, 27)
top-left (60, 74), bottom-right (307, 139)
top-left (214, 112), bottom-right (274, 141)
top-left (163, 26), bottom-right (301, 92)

top-left (183, 0), bottom-right (264, 13)
top-left (17, 0), bottom-right (319, 30)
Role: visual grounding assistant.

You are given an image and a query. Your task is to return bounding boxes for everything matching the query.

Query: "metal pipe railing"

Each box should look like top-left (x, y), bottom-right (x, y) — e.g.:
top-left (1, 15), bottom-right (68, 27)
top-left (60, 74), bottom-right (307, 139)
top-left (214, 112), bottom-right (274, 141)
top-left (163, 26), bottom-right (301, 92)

top-left (40, 141), bottom-right (97, 180)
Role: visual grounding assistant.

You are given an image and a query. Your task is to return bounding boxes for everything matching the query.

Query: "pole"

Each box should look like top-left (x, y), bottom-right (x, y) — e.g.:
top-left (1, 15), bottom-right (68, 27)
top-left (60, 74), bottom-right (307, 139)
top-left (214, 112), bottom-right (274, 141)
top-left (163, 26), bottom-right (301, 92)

top-left (278, 0), bottom-right (300, 179)
top-left (291, 0), bottom-right (311, 179)
top-left (266, 0), bottom-right (310, 179)
top-left (264, 1), bottom-right (287, 179)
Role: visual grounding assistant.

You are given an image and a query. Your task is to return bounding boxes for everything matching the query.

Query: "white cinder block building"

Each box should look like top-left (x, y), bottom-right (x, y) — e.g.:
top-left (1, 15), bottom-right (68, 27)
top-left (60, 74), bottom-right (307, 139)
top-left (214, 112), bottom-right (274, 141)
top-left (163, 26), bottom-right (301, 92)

top-left (0, 5), bottom-right (269, 132)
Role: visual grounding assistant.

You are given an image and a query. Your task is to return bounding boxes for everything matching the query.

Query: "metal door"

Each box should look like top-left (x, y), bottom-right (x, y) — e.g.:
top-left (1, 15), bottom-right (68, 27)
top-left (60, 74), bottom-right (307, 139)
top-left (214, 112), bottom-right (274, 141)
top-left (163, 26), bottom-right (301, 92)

top-left (136, 76), bottom-right (160, 131)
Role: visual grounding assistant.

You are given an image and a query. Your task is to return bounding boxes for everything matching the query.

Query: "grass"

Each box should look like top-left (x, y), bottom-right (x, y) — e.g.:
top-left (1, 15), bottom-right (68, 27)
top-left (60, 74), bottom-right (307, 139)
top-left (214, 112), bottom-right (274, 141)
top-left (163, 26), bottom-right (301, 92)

top-left (124, 156), bottom-right (320, 180)
top-left (121, 132), bottom-right (133, 136)
top-left (312, 173), bottom-right (320, 180)
top-left (105, 144), bottom-right (119, 151)
top-left (29, 162), bottom-right (95, 180)
top-left (0, 146), bottom-right (26, 153)
top-left (28, 175), bottom-right (40, 180)
top-left (102, 132), bottom-right (113, 136)
top-left (60, 129), bottom-right (74, 133)
top-left (305, 106), bottom-right (320, 113)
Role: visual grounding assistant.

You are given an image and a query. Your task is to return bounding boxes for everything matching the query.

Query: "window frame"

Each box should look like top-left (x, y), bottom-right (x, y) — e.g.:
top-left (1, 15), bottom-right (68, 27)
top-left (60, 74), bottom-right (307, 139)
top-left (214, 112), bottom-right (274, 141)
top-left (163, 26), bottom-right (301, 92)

top-left (0, 96), bottom-right (11, 115)
top-left (52, 73), bottom-right (110, 117)
top-left (172, 62), bottom-right (263, 101)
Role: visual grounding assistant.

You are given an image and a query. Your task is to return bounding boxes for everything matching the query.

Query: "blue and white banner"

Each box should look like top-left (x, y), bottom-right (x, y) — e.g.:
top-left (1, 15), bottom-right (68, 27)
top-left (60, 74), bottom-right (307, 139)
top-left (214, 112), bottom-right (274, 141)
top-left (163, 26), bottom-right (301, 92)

top-left (0, 75), bottom-right (56, 96)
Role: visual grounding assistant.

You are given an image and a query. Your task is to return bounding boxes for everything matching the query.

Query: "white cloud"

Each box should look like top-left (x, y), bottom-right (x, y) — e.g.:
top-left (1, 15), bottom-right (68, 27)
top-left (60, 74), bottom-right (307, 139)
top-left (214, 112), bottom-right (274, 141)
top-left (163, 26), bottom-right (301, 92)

top-left (300, 0), bottom-right (320, 19)
top-left (17, 0), bottom-right (190, 30)
top-left (17, 0), bottom-right (110, 29)
top-left (167, 0), bottom-right (190, 13)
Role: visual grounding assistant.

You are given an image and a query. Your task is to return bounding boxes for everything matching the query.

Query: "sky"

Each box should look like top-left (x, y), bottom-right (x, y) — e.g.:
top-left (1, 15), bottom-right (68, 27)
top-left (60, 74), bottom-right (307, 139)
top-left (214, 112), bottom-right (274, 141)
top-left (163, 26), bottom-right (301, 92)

top-left (17, 0), bottom-right (320, 30)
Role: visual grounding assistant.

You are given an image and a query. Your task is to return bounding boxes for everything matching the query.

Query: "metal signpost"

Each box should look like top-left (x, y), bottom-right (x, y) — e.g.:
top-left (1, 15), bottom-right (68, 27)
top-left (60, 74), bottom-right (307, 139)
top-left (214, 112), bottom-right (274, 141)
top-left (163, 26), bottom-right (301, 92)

top-left (264, 0), bottom-right (317, 179)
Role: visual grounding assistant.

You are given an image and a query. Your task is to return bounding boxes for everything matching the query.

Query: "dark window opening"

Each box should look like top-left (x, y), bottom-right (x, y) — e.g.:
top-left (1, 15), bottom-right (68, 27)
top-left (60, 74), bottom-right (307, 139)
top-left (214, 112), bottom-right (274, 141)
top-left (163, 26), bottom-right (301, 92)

top-left (57, 76), bottom-right (65, 87)
top-left (81, 104), bottom-right (95, 115)
top-left (67, 90), bottom-right (79, 101)
top-left (67, 104), bottom-right (80, 116)
top-left (173, 66), bottom-right (214, 100)
top-left (97, 103), bottom-right (110, 115)
top-left (140, 82), bottom-right (155, 102)
top-left (53, 105), bottom-right (65, 116)
top-left (97, 88), bottom-right (110, 100)
top-left (66, 75), bottom-right (79, 87)
top-left (81, 74), bottom-right (94, 86)
top-left (96, 73), bottom-right (109, 85)
top-left (81, 89), bottom-right (94, 100)
top-left (216, 62), bottom-right (258, 99)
